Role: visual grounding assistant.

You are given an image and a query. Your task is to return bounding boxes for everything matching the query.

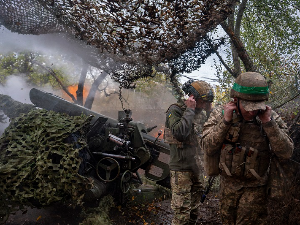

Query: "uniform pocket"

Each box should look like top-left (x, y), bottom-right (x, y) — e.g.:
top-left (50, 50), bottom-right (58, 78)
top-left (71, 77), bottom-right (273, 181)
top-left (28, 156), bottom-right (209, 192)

top-left (231, 145), bottom-right (246, 177)
top-left (219, 144), bottom-right (234, 176)
top-left (244, 147), bottom-right (261, 179)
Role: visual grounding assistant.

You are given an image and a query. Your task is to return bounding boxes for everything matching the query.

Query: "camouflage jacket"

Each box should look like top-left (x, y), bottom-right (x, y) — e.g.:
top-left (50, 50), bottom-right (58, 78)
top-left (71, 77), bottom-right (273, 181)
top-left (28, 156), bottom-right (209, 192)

top-left (201, 105), bottom-right (294, 189)
top-left (165, 103), bottom-right (207, 172)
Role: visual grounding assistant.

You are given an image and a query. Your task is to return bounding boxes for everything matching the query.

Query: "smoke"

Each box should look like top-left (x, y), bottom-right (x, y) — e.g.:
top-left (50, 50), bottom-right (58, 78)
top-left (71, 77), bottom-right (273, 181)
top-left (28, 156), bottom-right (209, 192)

top-left (0, 115), bottom-right (9, 136)
top-left (0, 26), bottom-right (83, 59)
top-left (0, 76), bottom-right (34, 135)
top-left (0, 26), bottom-right (85, 135)
top-left (0, 26), bottom-right (177, 138)
top-left (92, 81), bottom-right (176, 137)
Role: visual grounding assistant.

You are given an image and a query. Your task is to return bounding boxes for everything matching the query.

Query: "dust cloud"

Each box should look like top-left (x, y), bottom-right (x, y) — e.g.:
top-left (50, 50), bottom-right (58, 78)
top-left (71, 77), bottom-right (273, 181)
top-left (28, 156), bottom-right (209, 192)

top-left (91, 81), bottom-right (176, 137)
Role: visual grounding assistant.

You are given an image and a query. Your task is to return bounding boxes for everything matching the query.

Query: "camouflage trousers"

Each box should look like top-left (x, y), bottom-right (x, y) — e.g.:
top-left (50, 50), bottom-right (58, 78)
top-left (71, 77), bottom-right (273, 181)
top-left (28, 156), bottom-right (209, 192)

top-left (170, 170), bottom-right (203, 225)
top-left (220, 182), bottom-right (268, 225)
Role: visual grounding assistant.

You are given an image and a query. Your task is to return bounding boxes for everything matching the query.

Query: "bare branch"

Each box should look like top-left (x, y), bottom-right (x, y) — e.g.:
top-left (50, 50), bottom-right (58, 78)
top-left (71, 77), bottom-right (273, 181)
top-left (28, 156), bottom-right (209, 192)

top-left (221, 21), bottom-right (256, 74)
top-left (205, 37), bottom-right (236, 77)
top-left (32, 60), bottom-right (77, 102)
top-left (84, 71), bottom-right (108, 109)
top-left (235, 0), bottom-right (248, 36)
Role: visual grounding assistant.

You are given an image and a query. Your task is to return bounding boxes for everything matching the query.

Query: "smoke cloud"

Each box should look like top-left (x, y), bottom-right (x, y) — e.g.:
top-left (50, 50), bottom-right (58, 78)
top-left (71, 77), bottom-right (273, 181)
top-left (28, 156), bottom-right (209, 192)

top-left (0, 76), bottom-right (35, 134)
top-left (0, 26), bottom-right (177, 137)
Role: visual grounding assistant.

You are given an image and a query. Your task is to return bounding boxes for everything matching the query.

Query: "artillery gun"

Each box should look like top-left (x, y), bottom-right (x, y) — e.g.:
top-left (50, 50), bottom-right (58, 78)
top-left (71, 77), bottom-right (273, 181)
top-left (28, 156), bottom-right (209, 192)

top-left (28, 88), bottom-right (171, 201)
top-left (0, 88), bottom-right (171, 223)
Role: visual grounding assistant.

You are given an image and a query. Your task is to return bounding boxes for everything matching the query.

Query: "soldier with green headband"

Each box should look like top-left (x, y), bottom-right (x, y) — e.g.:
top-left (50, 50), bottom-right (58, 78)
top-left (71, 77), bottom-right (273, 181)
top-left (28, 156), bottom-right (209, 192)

top-left (201, 72), bottom-right (294, 224)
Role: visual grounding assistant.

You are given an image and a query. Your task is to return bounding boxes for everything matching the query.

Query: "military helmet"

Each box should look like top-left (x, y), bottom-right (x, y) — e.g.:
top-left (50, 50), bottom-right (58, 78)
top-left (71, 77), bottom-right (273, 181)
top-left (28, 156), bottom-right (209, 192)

top-left (230, 72), bottom-right (269, 101)
top-left (182, 79), bottom-right (214, 102)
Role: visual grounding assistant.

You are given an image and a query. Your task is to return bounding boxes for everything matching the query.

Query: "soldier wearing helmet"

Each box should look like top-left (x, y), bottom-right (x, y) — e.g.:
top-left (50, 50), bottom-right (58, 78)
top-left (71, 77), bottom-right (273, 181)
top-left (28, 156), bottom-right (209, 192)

top-left (201, 72), bottom-right (294, 225)
top-left (164, 79), bottom-right (214, 224)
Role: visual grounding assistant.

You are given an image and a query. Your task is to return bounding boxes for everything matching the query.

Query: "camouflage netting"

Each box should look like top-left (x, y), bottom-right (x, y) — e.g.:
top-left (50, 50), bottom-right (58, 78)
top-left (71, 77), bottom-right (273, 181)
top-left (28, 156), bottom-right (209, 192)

top-left (80, 195), bottom-right (114, 225)
top-left (0, 0), bottom-right (236, 87)
top-left (0, 0), bottom-right (235, 63)
top-left (0, 109), bottom-right (93, 223)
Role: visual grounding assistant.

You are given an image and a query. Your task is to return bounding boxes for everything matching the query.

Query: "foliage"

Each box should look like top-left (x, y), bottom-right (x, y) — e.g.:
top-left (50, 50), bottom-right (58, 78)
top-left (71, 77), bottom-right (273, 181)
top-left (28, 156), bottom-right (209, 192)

top-left (0, 53), bottom-right (23, 84)
top-left (242, 0), bottom-right (300, 75)
top-left (134, 71), bottom-right (175, 109)
top-left (80, 195), bottom-right (114, 225)
top-left (212, 0), bottom-right (300, 108)
top-left (243, 0), bottom-right (300, 109)
top-left (0, 51), bottom-right (76, 89)
top-left (135, 71), bottom-right (169, 96)
top-left (213, 55), bottom-right (235, 105)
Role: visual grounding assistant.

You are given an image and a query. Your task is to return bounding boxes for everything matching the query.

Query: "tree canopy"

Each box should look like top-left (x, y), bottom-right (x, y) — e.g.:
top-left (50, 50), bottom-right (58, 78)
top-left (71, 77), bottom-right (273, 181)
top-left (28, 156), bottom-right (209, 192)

top-left (210, 0), bottom-right (300, 108)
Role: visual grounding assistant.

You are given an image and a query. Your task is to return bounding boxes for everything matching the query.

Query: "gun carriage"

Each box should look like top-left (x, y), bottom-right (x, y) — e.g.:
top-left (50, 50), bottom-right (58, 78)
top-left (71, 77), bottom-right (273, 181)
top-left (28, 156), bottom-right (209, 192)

top-left (0, 88), bottom-right (171, 224)
top-left (28, 88), bottom-right (171, 202)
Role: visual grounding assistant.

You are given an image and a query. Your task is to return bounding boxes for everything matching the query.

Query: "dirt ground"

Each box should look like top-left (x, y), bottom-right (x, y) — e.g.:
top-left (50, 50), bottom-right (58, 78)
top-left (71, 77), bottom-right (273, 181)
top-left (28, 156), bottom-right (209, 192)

top-left (109, 192), bottom-right (221, 225)
top-left (5, 190), bottom-right (220, 225)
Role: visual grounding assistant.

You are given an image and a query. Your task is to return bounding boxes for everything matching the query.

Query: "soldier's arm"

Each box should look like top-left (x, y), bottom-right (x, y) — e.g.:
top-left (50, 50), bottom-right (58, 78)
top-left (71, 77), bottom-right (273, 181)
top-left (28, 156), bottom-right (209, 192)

top-left (262, 110), bottom-right (294, 159)
top-left (201, 106), bottom-right (231, 156)
top-left (167, 105), bottom-right (195, 142)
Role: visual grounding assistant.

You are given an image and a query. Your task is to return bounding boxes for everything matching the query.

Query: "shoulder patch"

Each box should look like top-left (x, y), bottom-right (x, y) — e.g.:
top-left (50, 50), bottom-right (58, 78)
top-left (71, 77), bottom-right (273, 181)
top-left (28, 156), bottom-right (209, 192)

top-left (166, 103), bottom-right (183, 113)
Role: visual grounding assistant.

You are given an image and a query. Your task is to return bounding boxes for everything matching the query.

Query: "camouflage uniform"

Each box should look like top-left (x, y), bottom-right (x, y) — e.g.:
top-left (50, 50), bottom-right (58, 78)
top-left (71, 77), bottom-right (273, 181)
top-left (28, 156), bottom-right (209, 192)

top-left (165, 103), bottom-right (207, 225)
top-left (201, 105), bottom-right (294, 225)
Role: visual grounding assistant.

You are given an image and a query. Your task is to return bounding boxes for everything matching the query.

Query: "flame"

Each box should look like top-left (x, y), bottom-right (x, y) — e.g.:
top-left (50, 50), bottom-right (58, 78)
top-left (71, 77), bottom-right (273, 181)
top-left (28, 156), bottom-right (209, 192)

top-left (150, 126), bottom-right (164, 139)
top-left (62, 84), bottom-right (90, 102)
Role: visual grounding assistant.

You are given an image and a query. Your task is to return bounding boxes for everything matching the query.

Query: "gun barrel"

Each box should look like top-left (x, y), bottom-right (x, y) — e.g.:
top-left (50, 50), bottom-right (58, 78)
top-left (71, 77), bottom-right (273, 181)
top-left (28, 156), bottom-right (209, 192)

top-left (29, 88), bottom-right (118, 125)
top-left (142, 133), bottom-right (170, 152)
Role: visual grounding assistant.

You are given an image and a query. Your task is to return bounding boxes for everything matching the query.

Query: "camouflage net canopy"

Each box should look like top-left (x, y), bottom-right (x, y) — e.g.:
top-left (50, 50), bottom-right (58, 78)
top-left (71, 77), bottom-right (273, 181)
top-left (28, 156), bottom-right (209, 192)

top-left (0, 0), bottom-right (235, 85)
top-left (0, 109), bottom-right (93, 223)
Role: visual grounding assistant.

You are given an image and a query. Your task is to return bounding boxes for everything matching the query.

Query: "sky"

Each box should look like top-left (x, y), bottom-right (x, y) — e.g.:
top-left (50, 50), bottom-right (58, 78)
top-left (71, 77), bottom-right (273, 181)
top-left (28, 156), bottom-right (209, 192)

top-left (181, 55), bottom-right (220, 86)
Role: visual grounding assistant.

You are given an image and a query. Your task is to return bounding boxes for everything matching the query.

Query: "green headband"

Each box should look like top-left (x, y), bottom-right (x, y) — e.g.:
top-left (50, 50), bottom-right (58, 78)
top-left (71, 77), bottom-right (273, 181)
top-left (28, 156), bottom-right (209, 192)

top-left (232, 83), bottom-right (269, 94)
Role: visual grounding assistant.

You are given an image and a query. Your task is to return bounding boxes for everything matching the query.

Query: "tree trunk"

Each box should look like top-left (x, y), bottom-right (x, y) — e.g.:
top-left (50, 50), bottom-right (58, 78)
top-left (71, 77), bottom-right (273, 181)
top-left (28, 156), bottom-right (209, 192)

top-left (76, 62), bottom-right (89, 106)
top-left (84, 71), bottom-right (108, 109)
top-left (221, 21), bottom-right (256, 74)
top-left (228, 9), bottom-right (241, 77)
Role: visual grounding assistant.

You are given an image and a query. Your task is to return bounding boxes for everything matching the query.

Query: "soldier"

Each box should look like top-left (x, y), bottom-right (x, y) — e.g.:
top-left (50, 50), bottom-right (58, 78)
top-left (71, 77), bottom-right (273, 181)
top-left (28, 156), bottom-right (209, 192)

top-left (164, 79), bottom-right (214, 225)
top-left (201, 72), bottom-right (294, 224)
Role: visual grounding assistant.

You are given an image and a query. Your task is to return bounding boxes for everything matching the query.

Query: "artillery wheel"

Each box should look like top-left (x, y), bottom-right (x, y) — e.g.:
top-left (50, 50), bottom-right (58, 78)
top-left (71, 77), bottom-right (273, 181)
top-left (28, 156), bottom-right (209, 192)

top-left (96, 157), bottom-right (120, 182)
top-left (120, 170), bottom-right (132, 193)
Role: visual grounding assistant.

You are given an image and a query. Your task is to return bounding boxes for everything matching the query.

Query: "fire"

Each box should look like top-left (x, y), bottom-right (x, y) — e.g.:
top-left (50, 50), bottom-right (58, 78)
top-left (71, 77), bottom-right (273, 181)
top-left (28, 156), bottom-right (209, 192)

top-left (150, 126), bottom-right (165, 139)
top-left (62, 84), bottom-right (90, 102)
